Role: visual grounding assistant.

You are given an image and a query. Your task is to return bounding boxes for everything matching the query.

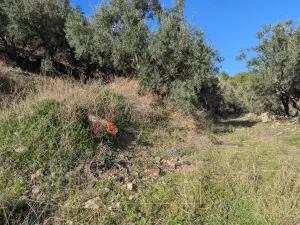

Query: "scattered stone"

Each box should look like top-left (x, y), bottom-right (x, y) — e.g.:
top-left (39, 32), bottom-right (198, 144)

top-left (164, 160), bottom-right (175, 169)
top-left (162, 158), bottom-right (180, 169)
top-left (108, 206), bottom-right (114, 211)
top-left (127, 183), bottom-right (134, 191)
top-left (162, 158), bottom-right (191, 170)
top-left (261, 112), bottom-right (272, 123)
top-left (115, 202), bottom-right (121, 209)
top-left (144, 168), bottom-right (160, 177)
top-left (15, 143), bottom-right (26, 153)
top-left (129, 195), bottom-right (135, 201)
top-left (104, 187), bottom-right (110, 193)
top-left (84, 197), bottom-right (102, 210)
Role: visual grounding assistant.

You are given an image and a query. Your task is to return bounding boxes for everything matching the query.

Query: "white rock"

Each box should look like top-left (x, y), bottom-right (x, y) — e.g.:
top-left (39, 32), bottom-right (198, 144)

top-left (127, 183), bottom-right (134, 191)
top-left (84, 197), bottom-right (102, 210)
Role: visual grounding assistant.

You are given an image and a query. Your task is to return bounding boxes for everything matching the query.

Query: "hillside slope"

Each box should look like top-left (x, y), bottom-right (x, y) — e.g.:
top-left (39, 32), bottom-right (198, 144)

top-left (1, 64), bottom-right (300, 224)
top-left (0, 64), bottom-right (211, 224)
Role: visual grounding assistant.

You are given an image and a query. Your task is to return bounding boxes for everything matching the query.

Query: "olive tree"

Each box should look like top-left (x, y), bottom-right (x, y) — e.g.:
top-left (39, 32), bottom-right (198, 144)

top-left (0, 0), bottom-right (73, 73)
top-left (65, 0), bottom-right (160, 76)
top-left (238, 20), bottom-right (300, 116)
top-left (139, 0), bottom-right (222, 113)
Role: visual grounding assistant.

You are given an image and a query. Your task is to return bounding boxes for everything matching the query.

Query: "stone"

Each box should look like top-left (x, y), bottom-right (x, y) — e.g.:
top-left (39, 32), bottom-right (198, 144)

top-left (108, 206), bottom-right (114, 211)
top-left (15, 144), bottom-right (26, 153)
top-left (84, 197), bottom-right (102, 210)
top-left (115, 202), bottom-right (121, 209)
top-left (261, 112), bottom-right (272, 123)
top-left (127, 183), bottom-right (134, 191)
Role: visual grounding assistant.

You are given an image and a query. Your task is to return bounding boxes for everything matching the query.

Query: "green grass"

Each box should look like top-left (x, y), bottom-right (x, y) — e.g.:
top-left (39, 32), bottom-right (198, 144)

top-left (288, 134), bottom-right (300, 145)
top-left (1, 72), bottom-right (300, 224)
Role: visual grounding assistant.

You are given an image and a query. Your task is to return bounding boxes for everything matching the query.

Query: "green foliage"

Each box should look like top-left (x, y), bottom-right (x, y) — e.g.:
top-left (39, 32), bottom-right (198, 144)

top-left (219, 71), bottom-right (271, 114)
top-left (0, 0), bottom-right (223, 114)
top-left (0, 100), bottom-right (94, 198)
top-left (139, 0), bottom-right (222, 113)
top-left (41, 58), bottom-right (57, 75)
top-left (238, 20), bottom-right (300, 115)
top-left (92, 88), bottom-right (132, 127)
top-left (66, 0), bottom-right (159, 75)
top-left (287, 134), bottom-right (300, 145)
top-left (0, 0), bottom-right (73, 72)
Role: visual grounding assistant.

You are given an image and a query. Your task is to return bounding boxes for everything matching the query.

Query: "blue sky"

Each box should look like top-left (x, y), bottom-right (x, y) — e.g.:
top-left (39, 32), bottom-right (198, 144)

top-left (71, 0), bottom-right (300, 75)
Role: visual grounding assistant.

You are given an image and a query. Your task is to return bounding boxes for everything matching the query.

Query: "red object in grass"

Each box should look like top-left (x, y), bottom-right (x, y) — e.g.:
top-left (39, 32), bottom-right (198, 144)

top-left (106, 121), bottom-right (118, 136)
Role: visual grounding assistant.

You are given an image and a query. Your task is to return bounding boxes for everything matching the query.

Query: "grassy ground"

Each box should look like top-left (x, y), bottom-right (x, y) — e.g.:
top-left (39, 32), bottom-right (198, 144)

top-left (194, 117), bottom-right (300, 224)
top-left (1, 64), bottom-right (300, 224)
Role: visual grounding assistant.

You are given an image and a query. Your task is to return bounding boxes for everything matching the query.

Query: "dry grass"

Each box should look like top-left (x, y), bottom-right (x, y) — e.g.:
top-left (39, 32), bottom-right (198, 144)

top-left (5, 62), bottom-right (300, 224)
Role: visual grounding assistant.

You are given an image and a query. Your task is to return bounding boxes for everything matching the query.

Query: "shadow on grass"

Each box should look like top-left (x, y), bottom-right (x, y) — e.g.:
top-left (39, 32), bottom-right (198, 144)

top-left (208, 119), bottom-right (258, 139)
top-left (218, 120), bottom-right (258, 128)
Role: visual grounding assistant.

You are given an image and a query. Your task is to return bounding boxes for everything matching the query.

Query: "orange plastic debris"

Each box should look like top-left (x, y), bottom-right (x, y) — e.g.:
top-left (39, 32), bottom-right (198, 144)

top-left (105, 121), bottom-right (118, 136)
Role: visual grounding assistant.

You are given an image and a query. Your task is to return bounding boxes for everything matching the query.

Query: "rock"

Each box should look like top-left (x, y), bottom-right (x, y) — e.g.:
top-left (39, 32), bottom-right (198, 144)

top-left (127, 183), bottom-right (134, 191)
top-left (15, 143), bottom-right (26, 153)
top-left (104, 187), bottom-right (110, 193)
top-left (108, 206), bottom-right (114, 211)
top-left (261, 112), bottom-right (272, 123)
top-left (164, 159), bottom-right (176, 169)
top-left (84, 197), bottom-right (102, 210)
top-left (144, 168), bottom-right (160, 177)
top-left (129, 195), bottom-right (135, 201)
top-left (163, 158), bottom-right (180, 169)
top-left (115, 202), bottom-right (121, 209)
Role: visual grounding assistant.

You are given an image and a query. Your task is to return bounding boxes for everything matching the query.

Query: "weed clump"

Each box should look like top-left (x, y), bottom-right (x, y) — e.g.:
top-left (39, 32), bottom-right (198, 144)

top-left (0, 100), bottom-right (94, 197)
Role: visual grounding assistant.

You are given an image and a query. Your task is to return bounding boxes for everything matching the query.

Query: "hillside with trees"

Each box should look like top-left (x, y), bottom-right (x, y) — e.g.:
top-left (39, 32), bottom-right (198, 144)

top-left (1, 0), bottom-right (300, 224)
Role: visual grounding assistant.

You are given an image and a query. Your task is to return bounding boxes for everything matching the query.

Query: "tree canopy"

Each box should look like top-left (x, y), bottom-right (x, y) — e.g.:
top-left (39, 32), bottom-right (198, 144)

top-left (238, 20), bottom-right (300, 115)
top-left (0, 0), bottom-right (73, 73)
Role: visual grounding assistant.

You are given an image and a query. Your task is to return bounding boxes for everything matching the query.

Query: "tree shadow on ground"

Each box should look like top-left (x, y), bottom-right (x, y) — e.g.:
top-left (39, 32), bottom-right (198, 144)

top-left (217, 120), bottom-right (258, 128)
top-left (209, 119), bottom-right (258, 137)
